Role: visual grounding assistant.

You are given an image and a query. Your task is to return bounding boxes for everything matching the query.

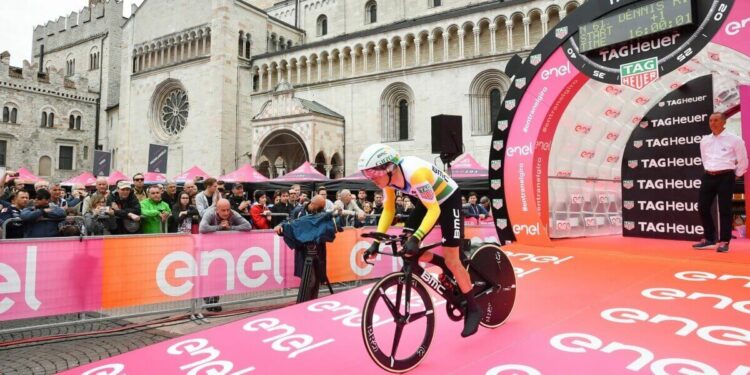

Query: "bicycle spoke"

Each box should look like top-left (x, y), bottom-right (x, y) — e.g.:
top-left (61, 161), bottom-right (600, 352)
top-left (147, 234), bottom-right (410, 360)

top-left (379, 291), bottom-right (398, 319)
top-left (406, 309), bottom-right (431, 323)
top-left (390, 322), bottom-right (405, 359)
top-left (394, 281), bottom-right (404, 315)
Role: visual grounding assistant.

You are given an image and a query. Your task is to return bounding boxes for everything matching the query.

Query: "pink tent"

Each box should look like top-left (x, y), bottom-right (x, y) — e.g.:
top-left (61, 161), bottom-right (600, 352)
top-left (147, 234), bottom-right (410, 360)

top-left (273, 162), bottom-right (329, 182)
top-left (450, 153), bottom-right (489, 179)
top-left (12, 167), bottom-right (41, 184)
top-left (219, 164), bottom-right (269, 183)
top-left (143, 172), bottom-right (167, 184)
top-left (173, 166), bottom-right (210, 183)
top-left (106, 170), bottom-right (130, 186)
top-left (341, 170), bottom-right (367, 181)
top-left (61, 171), bottom-right (97, 187)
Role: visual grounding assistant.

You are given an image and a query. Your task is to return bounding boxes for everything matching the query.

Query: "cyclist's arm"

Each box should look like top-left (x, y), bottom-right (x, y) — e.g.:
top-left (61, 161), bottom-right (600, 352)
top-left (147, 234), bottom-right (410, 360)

top-left (410, 168), bottom-right (440, 240)
top-left (375, 187), bottom-right (396, 234)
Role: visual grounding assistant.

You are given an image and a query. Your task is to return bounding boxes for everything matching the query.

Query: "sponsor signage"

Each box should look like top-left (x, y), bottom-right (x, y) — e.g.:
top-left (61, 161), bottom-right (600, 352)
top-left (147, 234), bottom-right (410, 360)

top-left (93, 151), bottom-right (111, 177)
top-left (621, 75), bottom-right (713, 240)
top-left (620, 57), bottom-right (659, 90)
top-left (147, 144), bottom-right (169, 174)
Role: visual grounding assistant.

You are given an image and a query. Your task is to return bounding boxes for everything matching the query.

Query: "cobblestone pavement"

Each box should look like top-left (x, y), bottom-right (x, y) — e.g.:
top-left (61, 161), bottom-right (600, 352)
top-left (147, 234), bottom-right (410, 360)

top-left (0, 299), bottom-right (296, 375)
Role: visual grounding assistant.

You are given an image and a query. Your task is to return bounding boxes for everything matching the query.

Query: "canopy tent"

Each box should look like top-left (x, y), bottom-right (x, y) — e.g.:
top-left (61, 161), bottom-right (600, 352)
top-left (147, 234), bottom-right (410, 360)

top-left (106, 170), bottom-right (130, 186)
top-left (11, 167), bottom-right (41, 184)
top-left (173, 166), bottom-right (210, 183)
top-left (450, 153), bottom-right (489, 179)
top-left (322, 170), bottom-right (378, 192)
top-left (219, 164), bottom-right (269, 183)
top-left (272, 162), bottom-right (329, 182)
top-left (143, 172), bottom-right (167, 184)
top-left (61, 171), bottom-right (97, 187)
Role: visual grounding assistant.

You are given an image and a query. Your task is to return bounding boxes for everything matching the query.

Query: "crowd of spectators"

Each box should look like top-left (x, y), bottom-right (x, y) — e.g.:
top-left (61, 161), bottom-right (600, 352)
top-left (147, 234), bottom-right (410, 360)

top-left (0, 169), bottom-right (494, 240)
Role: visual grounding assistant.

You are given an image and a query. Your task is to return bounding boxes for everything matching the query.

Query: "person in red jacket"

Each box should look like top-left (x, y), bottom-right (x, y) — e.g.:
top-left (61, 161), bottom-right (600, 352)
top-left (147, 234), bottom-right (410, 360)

top-left (250, 190), bottom-right (272, 229)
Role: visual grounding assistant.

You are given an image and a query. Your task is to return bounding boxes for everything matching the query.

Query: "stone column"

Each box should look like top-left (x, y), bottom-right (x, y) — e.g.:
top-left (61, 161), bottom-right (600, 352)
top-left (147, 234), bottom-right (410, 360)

top-left (523, 17), bottom-right (531, 49)
top-left (297, 63), bottom-right (303, 84)
top-left (560, 10), bottom-right (567, 19)
top-left (307, 60), bottom-right (312, 83)
top-left (414, 39), bottom-right (421, 66)
top-left (328, 55), bottom-right (333, 79)
top-left (400, 41), bottom-right (407, 68)
top-left (428, 35), bottom-right (435, 63)
top-left (506, 22), bottom-right (514, 52)
top-left (277, 64), bottom-right (282, 84)
top-left (541, 14), bottom-right (549, 36)
top-left (443, 33), bottom-right (450, 61)
top-left (317, 58), bottom-right (322, 81)
top-left (458, 30), bottom-right (465, 59)
top-left (387, 42), bottom-right (393, 70)
top-left (287, 62), bottom-right (292, 83)
top-left (473, 26), bottom-right (481, 56)
top-left (363, 50), bottom-right (369, 72)
top-left (351, 50), bottom-right (357, 76)
top-left (375, 46), bottom-right (381, 72)
top-left (339, 53), bottom-right (345, 78)
top-left (489, 25), bottom-right (497, 54)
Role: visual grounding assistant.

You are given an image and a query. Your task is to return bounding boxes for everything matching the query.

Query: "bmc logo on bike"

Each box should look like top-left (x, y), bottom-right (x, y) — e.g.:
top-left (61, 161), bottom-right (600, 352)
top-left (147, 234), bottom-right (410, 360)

top-left (420, 270), bottom-right (446, 295)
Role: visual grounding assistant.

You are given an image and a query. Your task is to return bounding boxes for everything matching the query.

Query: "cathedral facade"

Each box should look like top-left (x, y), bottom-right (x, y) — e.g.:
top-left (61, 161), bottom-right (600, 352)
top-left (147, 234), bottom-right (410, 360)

top-left (10, 0), bottom-right (581, 180)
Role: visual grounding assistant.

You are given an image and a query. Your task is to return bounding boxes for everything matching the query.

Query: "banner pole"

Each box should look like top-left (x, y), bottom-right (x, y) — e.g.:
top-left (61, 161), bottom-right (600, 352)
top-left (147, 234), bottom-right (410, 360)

top-left (740, 86), bottom-right (750, 228)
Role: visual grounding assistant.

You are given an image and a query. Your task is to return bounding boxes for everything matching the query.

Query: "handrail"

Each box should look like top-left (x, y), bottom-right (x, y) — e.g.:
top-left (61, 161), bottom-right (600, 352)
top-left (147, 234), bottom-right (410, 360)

top-left (1, 217), bottom-right (22, 239)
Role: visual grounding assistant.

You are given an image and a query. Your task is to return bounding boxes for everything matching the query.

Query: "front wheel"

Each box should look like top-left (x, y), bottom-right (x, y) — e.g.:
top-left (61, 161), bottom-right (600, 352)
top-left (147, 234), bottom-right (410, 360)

top-left (361, 272), bottom-right (435, 373)
top-left (467, 243), bottom-right (517, 328)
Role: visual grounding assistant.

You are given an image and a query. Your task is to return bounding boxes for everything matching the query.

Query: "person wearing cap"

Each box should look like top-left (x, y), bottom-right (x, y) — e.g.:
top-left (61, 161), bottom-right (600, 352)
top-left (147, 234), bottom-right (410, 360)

top-left (107, 180), bottom-right (142, 234)
top-left (250, 190), bottom-right (272, 229)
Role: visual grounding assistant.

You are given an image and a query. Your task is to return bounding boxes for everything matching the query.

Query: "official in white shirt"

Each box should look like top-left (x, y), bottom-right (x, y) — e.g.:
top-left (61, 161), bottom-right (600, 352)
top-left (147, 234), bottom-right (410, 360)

top-left (693, 112), bottom-right (748, 253)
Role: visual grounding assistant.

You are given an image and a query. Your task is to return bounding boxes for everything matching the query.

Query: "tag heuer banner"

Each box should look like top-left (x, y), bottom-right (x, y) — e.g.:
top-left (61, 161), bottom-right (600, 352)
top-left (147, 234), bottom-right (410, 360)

top-left (148, 144), bottom-right (169, 174)
top-left (93, 151), bottom-right (111, 177)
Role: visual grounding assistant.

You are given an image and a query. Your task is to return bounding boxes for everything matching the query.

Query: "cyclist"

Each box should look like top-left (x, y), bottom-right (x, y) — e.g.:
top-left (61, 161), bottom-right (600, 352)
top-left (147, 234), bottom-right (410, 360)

top-left (360, 144), bottom-right (480, 337)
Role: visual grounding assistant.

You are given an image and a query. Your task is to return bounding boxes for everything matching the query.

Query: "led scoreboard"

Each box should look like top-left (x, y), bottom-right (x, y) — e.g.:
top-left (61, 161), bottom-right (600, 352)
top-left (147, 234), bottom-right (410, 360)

top-left (578, 0), bottom-right (695, 53)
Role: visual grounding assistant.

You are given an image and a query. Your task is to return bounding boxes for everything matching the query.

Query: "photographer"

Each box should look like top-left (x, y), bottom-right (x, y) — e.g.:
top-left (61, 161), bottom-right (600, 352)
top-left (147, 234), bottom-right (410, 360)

top-left (0, 169), bottom-right (22, 202)
top-left (140, 185), bottom-right (171, 234)
top-left (226, 183), bottom-right (251, 215)
top-left (84, 193), bottom-right (116, 235)
top-left (172, 191), bottom-right (199, 234)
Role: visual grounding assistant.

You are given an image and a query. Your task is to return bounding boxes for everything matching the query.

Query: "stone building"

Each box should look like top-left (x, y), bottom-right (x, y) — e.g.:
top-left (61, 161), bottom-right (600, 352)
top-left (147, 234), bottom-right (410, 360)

top-left (0, 52), bottom-right (98, 180)
top-left (19, 0), bottom-right (581, 179)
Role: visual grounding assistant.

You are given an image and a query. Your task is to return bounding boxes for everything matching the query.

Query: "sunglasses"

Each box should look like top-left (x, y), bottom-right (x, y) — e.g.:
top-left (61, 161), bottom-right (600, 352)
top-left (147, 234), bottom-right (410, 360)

top-left (134, 178), bottom-right (144, 181)
top-left (362, 165), bottom-right (390, 179)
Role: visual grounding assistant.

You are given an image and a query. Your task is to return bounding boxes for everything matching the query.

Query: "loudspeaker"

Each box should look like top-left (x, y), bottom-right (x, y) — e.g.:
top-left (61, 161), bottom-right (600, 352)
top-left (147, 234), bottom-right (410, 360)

top-left (431, 115), bottom-right (463, 154)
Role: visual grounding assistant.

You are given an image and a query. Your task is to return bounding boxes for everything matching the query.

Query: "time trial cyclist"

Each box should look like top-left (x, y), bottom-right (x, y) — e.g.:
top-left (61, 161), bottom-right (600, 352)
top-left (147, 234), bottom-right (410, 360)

top-left (360, 144), bottom-right (480, 337)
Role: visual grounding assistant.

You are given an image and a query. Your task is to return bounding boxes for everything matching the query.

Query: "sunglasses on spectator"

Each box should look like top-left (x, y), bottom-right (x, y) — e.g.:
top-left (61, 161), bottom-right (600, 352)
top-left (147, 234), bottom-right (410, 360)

top-left (134, 178), bottom-right (144, 181)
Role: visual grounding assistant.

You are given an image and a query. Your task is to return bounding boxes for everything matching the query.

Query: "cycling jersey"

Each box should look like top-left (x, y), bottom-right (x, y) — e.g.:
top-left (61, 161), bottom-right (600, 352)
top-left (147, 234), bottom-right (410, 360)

top-left (376, 156), bottom-right (459, 241)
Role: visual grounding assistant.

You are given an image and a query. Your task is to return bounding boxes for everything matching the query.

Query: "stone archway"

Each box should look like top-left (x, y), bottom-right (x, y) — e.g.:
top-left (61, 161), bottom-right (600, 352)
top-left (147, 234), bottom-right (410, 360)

top-left (314, 151), bottom-right (326, 176)
top-left (256, 129), bottom-right (308, 178)
top-left (330, 152), bottom-right (343, 179)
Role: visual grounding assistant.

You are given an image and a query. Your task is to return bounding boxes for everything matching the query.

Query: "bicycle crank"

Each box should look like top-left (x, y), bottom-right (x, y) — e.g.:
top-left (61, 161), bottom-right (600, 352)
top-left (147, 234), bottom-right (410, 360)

top-left (445, 302), bottom-right (464, 322)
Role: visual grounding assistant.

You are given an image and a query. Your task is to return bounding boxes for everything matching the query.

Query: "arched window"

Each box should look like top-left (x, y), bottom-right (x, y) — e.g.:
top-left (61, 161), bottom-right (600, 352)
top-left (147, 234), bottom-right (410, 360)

top-left (41, 112), bottom-right (47, 127)
top-left (10, 108), bottom-right (17, 123)
top-left (48, 112), bottom-right (54, 127)
top-left (317, 15), bottom-right (328, 36)
top-left (38, 156), bottom-right (52, 176)
top-left (469, 69), bottom-right (510, 135)
top-left (380, 82), bottom-right (414, 142)
top-left (366, 1), bottom-right (377, 24)
top-left (69, 115), bottom-right (76, 129)
top-left (76, 116), bottom-right (82, 130)
top-left (2, 107), bottom-right (8, 123)
top-left (398, 99), bottom-right (409, 140)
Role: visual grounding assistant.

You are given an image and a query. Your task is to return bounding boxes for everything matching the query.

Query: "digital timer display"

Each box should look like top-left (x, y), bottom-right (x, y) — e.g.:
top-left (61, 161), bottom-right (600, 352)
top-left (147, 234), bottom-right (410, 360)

top-left (577, 0), bottom-right (694, 53)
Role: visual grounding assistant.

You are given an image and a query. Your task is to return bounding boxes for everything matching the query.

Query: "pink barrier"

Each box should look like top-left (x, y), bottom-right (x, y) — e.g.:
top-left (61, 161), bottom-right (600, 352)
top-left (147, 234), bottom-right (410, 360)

top-left (0, 226), bottom-right (501, 321)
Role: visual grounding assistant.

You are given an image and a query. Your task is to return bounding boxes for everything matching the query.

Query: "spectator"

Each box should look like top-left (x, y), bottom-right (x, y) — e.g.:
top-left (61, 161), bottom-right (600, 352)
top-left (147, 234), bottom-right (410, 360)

top-left (270, 189), bottom-right (281, 208)
top-left (20, 189), bottom-right (66, 238)
top-left (299, 192), bottom-right (309, 206)
top-left (172, 191), bottom-right (199, 234)
top-left (288, 188), bottom-right (299, 208)
top-left (132, 173), bottom-right (147, 202)
top-left (83, 177), bottom-right (110, 215)
top-left (217, 180), bottom-right (227, 199)
top-left (317, 187), bottom-right (335, 212)
top-left (183, 180), bottom-right (199, 205)
top-left (277, 195), bottom-right (330, 284)
top-left (67, 184), bottom-right (88, 209)
top-left (199, 199), bottom-right (252, 233)
top-left (0, 190), bottom-right (29, 239)
top-left (50, 182), bottom-right (68, 208)
top-left (226, 183), bottom-right (251, 215)
top-left (196, 177), bottom-right (220, 217)
top-left (58, 207), bottom-right (85, 237)
top-left (373, 191), bottom-right (384, 215)
top-left (84, 193), bottom-right (116, 236)
top-left (402, 198), bottom-right (415, 218)
top-left (107, 181), bottom-right (142, 234)
top-left (480, 196), bottom-right (492, 217)
top-left (355, 201), bottom-right (379, 227)
top-left (0, 170), bottom-right (25, 202)
top-left (461, 195), bottom-right (467, 206)
top-left (463, 192), bottom-right (488, 219)
top-left (395, 195), bottom-right (406, 219)
top-left (140, 185), bottom-right (171, 234)
top-left (334, 189), bottom-right (364, 226)
top-left (250, 190), bottom-right (272, 229)
top-left (271, 190), bottom-right (294, 226)
top-left (162, 181), bottom-right (178, 208)
top-left (34, 180), bottom-right (50, 192)
top-left (357, 188), bottom-right (369, 208)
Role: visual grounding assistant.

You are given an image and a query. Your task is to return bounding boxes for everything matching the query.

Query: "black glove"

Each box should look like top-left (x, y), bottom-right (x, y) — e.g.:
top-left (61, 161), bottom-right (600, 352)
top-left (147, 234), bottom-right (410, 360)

top-left (363, 241), bottom-right (380, 262)
top-left (403, 236), bottom-right (420, 257)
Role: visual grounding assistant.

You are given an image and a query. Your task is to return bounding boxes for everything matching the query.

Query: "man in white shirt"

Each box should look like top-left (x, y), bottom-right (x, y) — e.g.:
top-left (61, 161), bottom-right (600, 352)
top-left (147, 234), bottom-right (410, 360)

top-left (693, 112), bottom-right (748, 253)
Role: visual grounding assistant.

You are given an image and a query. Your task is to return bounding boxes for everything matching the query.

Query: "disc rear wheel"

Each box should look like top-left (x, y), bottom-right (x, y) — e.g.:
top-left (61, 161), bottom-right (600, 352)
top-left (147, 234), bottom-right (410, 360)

top-left (467, 244), bottom-right (517, 328)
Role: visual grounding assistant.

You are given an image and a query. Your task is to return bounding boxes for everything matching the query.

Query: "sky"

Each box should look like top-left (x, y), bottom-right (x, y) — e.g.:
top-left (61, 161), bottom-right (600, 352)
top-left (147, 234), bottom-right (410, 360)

top-left (0, 0), bottom-right (144, 66)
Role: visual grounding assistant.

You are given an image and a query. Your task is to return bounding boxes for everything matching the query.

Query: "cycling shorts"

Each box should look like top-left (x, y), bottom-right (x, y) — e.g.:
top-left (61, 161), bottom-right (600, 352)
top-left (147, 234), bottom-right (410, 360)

top-left (404, 190), bottom-right (464, 247)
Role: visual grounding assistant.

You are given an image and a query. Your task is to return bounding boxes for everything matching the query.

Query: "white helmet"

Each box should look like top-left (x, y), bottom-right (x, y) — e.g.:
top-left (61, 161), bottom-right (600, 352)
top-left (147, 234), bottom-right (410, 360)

top-left (358, 144), bottom-right (402, 171)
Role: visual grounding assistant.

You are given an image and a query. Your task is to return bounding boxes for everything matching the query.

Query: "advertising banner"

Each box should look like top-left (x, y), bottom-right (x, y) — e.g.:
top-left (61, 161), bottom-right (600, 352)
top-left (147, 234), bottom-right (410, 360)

top-left (621, 75), bottom-right (713, 240)
top-left (0, 225), bottom-right (499, 321)
top-left (147, 144), bottom-right (169, 174)
top-left (742, 86), bottom-right (750, 218)
top-left (92, 151), bottom-right (111, 177)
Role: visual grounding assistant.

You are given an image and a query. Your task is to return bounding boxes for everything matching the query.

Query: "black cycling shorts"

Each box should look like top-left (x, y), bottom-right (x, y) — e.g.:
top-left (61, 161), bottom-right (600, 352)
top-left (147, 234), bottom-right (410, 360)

top-left (404, 190), bottom-right (464, 247)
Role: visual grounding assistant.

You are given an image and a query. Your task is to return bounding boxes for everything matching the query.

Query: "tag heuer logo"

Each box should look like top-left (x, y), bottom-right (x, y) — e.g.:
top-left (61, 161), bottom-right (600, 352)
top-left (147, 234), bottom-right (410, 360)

top-left (496, 219), bottom-right (508, 229)
top-left (624, 221), bottom-right (636, 231)
top-left (584, 217), bottom-right (596, 227)
top-left (491, 179), bottom-right (502, 190)
top-left (623, 180), bottom-right (634, 189)
top-left (497, 120), bottom-right (509, 131)
top-left (633, 140), bottom-right (643, 149)
top-left (639, 121), bottom-right (649, 129)
top-left (555, 26), bottom-right (569, 39)
top-left (493, 140), bottom-right (504, 151)
top-left (620, 57), bottom-right (659, 90)
top-left (505, 99), bottom-right (517, 110)
top-left (515, 77), bottom-right (527, 89)
top-left (491, 160), bottom-right (502, 170)
top-left (624, 200), bottom-right (635, 210)
top-left (493, 199), bottom-right (504, 209)
top-left (529, 54), bottom-right (542, 66)
top-left (628, 160), bottom-right (638, 169)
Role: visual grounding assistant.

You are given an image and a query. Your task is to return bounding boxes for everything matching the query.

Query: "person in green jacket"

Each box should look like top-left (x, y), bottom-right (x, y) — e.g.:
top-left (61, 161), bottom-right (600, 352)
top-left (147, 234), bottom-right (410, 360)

top-left (140, 185), bottom-right (171, 234)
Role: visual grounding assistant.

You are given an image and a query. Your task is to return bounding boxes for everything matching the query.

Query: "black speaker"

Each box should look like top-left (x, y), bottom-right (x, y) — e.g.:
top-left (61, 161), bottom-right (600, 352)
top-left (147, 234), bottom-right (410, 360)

top-left (431, 115), bottom-right (463, 155)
